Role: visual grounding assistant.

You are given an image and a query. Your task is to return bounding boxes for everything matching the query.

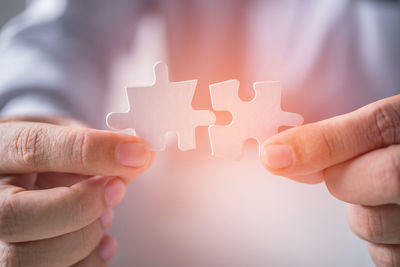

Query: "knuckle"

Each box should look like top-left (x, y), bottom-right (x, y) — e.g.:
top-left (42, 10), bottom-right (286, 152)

top-left (319, 125), bottom-right (336, 162)
top-left (65, 129), bottom-right (117, 172)
top-left (13, 126), bottom-right (45, 168)
top-left (350, 206), bottom-right (385, 243)
top-left (373, 149), bottom-right (400, 203)
top-left (64, 129), bottom-right (89, 169)
top-left (368, 102), bottom-right (400, 146)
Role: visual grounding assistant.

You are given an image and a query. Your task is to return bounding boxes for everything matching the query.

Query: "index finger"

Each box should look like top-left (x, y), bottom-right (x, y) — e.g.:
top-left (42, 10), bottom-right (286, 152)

top-left (0, 121), bottom-right (154, 182)
top-left (260, 95), bottom-right (400, 182)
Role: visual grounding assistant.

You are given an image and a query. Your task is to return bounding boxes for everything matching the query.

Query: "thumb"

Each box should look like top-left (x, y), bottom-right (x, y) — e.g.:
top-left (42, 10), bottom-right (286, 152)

top-left (260, 95), bottom-right (400, 183)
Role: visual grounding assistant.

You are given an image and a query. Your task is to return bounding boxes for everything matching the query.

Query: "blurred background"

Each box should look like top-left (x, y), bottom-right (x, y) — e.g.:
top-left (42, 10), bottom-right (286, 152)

top-left (0, 0), bottom-right (24, 27)
top-left (2, 1), bottom-right (398, 266)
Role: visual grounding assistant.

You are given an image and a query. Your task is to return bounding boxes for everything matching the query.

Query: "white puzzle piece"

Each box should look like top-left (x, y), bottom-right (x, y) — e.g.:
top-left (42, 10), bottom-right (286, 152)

top-left (106, 62), bottom-right (216, 151)
top-left (208, 80), bottom-right (303, 160)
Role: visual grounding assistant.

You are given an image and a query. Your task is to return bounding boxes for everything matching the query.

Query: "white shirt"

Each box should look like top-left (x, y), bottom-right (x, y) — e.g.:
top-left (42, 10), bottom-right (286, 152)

top-left (0, 0), bottom-right (399, 266)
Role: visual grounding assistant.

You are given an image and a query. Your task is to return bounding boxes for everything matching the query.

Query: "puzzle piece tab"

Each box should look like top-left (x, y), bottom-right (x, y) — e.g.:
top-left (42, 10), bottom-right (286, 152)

top-left (106, 62), bottom-right (216, 151)
top-left (208, 80), bottom-right (303, 160)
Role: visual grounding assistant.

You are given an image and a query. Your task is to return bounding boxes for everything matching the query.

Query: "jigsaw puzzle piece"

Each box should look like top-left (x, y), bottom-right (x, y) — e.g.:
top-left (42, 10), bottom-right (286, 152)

top-left (135, 128), bottom-right (168, 151)
top-left (253, 82), bottom-right (304, 127)
top-left (176, 128), bottom-right (196, 151)
top-left (106, 61), bottom-right (216, 152)
top-left (153, 61), bottom-right (169, 85)
top-left (175, 109), bottom-right (216, 151)
top-left (278, 111), bottom-right (304, 127)
top-left (209, 125), bottom-right (248, 160)
top-left (107, 87), bottom-right (143, 131)
top-left (106, 112), bottom-right (133, 131)
top-left (253, 81), bottom-right (281, 108)
top-left (209, 79), bottom-right (242, 110)
top-left (209, 80), bottom-right (303, 160)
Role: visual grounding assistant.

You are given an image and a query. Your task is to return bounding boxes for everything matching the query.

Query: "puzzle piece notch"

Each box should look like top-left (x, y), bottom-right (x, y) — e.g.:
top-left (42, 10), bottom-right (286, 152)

top-left (107, 61), bottom-right (216, 151)
top-left (208, 79), bottom-right (303, 160)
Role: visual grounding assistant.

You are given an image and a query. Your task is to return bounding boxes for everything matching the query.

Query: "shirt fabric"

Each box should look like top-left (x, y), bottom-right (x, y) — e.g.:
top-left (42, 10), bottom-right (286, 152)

top-left (0, 0), bottom-right (399, 266)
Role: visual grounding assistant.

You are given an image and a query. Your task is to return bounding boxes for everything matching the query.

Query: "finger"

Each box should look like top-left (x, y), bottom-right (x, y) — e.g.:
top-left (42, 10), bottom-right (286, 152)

top-left (0, 219), bottom-right (106, 267)
top-left (0, 173), bottom-right (38, 190)
top-left (72, 235), bottom-right (117, 267)
top-left (36, 172), bottom-right (93, 189)
top-left (325, 145), bottom-right (400, 205)
top-left (261, 95), bottom-right (400, 182)
top-left (0, 121), bottom-right (154, 182)
top-left (347, 204), bottom-right (400, 244)
top-left (286, 171), bottom-right (324, 184)
top-left (0, 176), bottom-right (123, 242)
top-left (368, 243), bottom-right (400, 267)
top-left (0, 173), bottom-right (90, 190)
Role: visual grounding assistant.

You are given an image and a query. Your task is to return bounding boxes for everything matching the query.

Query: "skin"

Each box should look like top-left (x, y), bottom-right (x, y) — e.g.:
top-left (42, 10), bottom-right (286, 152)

top-left (261, 95), bottom-right (400, 267)
top-left (2, 92), bottom-right (399, 266)
top-left (0, 116), bottom-right (155, 267)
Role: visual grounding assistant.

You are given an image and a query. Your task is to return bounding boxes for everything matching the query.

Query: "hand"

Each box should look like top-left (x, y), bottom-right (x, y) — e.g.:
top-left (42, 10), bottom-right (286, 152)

top-left (261, 95), bottom-right (400, 267)
top-left (0, 116), bottom-right (154, 267)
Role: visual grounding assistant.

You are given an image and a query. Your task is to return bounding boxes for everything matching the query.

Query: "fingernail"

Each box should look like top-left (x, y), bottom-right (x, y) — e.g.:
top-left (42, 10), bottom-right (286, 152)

top-left (116, 142), bottom-right (150, 167)
top-left (262, 144), bottom-right (294, 170)
top-left (105, 179), bottom-right (126, 207)
top-left (100, 209), bottom-right (114, 230)
top-left (98, 236), bottom-right (117, 262)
